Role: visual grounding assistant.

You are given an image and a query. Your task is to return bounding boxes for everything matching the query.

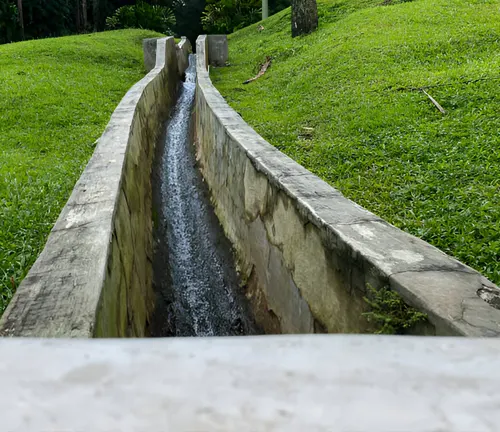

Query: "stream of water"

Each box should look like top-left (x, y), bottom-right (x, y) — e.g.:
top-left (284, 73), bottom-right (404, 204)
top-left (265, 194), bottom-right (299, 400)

top-left (150, 55), bottom-right (259, 337)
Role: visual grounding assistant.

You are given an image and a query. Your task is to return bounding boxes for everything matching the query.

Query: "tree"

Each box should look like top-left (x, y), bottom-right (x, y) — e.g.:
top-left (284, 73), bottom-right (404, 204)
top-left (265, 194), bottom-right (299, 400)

top-left (92, 0), bottom-right (99, 30)
top-left (0, 0), bottom-right (20, 43)
top-left (75, 0), bottom-right (81, 31)
top-left (82, 0), bottom-right (87, 29)
top-left (291, 0), bottom-right (317, 37)
top-left (16, 0), bottom-right (23, 38)
top-left (105, 2), bottom-right (175, 34)
top-left (201, 0), bottom-right (260, 34)
top-left (172, 0), bottom-right (205, 47)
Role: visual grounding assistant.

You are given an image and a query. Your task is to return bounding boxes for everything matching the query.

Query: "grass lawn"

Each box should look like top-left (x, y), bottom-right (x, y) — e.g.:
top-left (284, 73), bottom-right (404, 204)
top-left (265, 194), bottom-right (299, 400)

top-left (211, 0), bottom-right (500, 285)
top-left (0, 29), bottom-right (163, 313)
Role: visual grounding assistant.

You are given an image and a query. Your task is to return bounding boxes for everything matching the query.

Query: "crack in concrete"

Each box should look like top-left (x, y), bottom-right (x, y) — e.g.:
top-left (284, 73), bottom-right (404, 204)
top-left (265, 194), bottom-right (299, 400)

top-left (388, 267), bottom-right (476, 279)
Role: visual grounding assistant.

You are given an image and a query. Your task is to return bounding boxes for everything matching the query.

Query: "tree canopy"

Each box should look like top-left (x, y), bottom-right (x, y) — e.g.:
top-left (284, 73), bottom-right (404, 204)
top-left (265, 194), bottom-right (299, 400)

top-left (0, 0), bottom-right (291, 45)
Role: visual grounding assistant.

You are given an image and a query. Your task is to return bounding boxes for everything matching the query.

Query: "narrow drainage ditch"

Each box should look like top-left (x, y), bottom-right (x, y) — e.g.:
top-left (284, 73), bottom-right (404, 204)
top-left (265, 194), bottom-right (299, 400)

top-left (150, 55), bottom-right (261, 337)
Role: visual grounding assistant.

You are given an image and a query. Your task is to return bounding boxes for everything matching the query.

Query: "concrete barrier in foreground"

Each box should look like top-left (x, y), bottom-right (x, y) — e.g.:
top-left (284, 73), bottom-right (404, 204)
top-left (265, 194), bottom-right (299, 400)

top-left (195, 35), bottom-right (500, 336)
top-left (0, 36), bottom-right (192, 337)
top-left (1, 335), bottom-right (500, 430)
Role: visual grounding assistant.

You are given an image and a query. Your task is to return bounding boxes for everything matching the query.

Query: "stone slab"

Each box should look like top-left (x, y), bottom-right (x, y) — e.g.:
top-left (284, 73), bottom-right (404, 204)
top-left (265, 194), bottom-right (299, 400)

top-left (1, 335), bottom-right (500, 431)
top-left (207, 35), bottom-right (228, 67)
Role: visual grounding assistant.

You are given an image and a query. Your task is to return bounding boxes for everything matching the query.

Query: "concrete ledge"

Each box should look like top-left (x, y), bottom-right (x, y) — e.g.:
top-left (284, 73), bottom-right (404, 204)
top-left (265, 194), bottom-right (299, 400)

top-left (142, 38), bottom-right (158, 73)
top-left (1, 335), bottom-right (500, 430)
top-left (176, 37), bottom-right (191, 76)
top-left (207, 35), bottom-right (228, 66)
top-left (195, 35), bottom-right (500, 336)
top-left (0, 37), bottom-right (191, 337)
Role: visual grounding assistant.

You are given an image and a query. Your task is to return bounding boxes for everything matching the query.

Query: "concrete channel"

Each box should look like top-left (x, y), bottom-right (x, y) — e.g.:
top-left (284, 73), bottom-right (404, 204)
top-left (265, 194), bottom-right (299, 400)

top-left (150, 55), bottom-right (260, 337)
top-left (1, 35), bottom-right (500, 338)
top-left (0, 35), bottom-right (499, 429)
top-left (1, 33), bottom-right (499, 338)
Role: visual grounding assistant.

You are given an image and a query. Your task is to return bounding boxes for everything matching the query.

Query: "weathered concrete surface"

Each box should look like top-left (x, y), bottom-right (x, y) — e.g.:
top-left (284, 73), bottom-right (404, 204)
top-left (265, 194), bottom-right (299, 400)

top-left (143, 38), bottom-right (158, 73)
top-left (0, 37), bottom-right (190, 337)
top-left (176, 37), bottom-right (192, 76)
top-left (207, 35), bottom-right (228, 66)
top-left (1, 335), bottom-right (500, 430)
top-left (147, 37), bottom-right (192, 76)
top-left (195, 35), bottom-right (500, 336)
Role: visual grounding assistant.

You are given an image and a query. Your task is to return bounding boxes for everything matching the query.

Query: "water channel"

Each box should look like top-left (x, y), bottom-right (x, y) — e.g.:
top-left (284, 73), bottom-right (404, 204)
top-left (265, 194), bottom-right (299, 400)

top-left (150, 55), bottom-right (260, 337)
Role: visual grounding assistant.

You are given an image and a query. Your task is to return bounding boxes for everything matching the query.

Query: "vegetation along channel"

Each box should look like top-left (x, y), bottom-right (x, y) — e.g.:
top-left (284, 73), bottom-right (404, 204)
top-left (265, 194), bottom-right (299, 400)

top-left (150, 55), bottom-right (260, 337)
top-left (211, 0), bottom-right (500, 286)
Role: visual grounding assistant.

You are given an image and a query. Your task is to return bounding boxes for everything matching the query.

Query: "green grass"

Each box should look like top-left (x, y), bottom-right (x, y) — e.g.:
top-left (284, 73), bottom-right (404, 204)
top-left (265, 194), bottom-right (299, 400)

top-left (211, 0), bottom-right (500, 285)
top-left (0, 29), bottom-right (163, 313)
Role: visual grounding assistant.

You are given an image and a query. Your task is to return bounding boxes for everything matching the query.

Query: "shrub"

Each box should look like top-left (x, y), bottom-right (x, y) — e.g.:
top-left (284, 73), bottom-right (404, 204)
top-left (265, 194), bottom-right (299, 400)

top-left (363, 285), bottom-right (427, 334)
top-left (105, 2), bottom-right (175, 34)
top-left (201, 0), bottom-right (261, 34)
top-left (0, 0), bottom-right (19, 43)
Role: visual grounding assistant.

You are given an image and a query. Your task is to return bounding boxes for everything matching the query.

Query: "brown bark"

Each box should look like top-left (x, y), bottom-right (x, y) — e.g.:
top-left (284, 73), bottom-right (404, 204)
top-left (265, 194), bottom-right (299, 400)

top-left (75, 0), bottom-right (81, 32)
top-left (17, 0), bottom-right (24, 39)
top-left (82, 0), bottom-right (87, 30)
top-left (291, 0), bottom-right (318, 38)
top-left (243, 57), bottom-right (272, 84)
top-left (92, 0), bottom-right (99, 31)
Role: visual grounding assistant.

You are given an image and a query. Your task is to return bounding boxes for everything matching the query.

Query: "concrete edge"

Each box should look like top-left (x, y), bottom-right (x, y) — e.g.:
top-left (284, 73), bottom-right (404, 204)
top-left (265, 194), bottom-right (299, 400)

top-left (195, 35), bottom-right (500, 337)
top-left (176, 37), bottom-right (192, 76)
top-left (1, 335), bottom-right (500, 430)
top-left (0, 37), bottom-right (190, 337)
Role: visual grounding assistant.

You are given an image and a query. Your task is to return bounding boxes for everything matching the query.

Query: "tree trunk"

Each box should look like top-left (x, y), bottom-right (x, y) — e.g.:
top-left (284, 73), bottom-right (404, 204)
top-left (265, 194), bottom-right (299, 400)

top-left (17, 0), bottom-right (24, 39)
top-left (92, 0), bottom-right (99, 31)
top-left (82, 0), bottom-right (87, 30)
top-left (291, 0), bottom-right (318, 38)
top-left (75, 0), bottom-right (81, 32)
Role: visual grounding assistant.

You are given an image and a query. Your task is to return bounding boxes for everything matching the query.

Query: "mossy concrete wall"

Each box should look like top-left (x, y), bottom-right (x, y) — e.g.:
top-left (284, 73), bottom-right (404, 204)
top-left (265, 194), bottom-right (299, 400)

top-left (195, 35), bottom-right (500, 336)
top-left (0, 37), bottom-right (192, 337)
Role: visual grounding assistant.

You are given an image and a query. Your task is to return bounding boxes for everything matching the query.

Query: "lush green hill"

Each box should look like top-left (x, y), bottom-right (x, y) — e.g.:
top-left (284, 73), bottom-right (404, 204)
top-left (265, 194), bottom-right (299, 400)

top-left (0, 29), bottom-right (162, 313)
top-left (211, 0), bottom-right (500, 285)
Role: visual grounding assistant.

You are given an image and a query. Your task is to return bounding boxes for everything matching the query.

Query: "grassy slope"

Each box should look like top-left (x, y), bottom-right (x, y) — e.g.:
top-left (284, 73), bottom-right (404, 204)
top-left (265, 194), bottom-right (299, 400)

top-left (211, 0), bottom-right (500, 285)
top-left (0, 29), bottom-right (162, 312)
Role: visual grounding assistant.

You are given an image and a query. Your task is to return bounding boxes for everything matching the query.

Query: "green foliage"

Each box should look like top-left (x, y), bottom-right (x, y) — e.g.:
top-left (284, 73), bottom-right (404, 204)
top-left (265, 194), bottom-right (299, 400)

top-left (211, 0), bottom-right (500, 286)
top-left (0, 29), bottom-right (162, 314)
top-left (0, 0), bottom-right (177, 44)
top-left (201, 0), bottom-right (261, 34)
top-left (23, 0), bottom-right (73, 38)
top-left (269, 0), bottom-right (290, 15)
top-left (1, 0), bottom-right (89, 43)
top-left (363, 285), bottom-right (427, 334)
top-left (170, 0), bottom-right (205, 49)
top-left (0, 0), bottom-right (288, 47)
top-left (0, 0), bottom-right (19, 43)
top-left (106, 2), bottom-right (175, 33)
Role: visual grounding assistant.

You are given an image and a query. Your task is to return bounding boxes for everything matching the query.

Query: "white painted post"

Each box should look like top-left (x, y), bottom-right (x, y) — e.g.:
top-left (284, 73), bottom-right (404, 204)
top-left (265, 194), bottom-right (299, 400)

top-left (262, 0), bottom-right (269, 20)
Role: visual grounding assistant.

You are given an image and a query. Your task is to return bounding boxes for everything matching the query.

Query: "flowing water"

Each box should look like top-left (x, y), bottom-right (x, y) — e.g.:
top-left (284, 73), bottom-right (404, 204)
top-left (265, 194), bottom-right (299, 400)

top-left (150, 55), bottom-right (259, 337)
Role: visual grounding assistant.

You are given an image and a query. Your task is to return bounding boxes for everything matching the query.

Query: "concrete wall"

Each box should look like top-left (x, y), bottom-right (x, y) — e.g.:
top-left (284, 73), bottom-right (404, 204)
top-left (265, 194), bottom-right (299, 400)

top-left (207, 35), bottom-right (228, 67)
top-left (0, 37), bottom-right (192, 337)
top-left (195, 35), bottom-right (500, 336)
top-left (176, 37), bottom-right (191, 77)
